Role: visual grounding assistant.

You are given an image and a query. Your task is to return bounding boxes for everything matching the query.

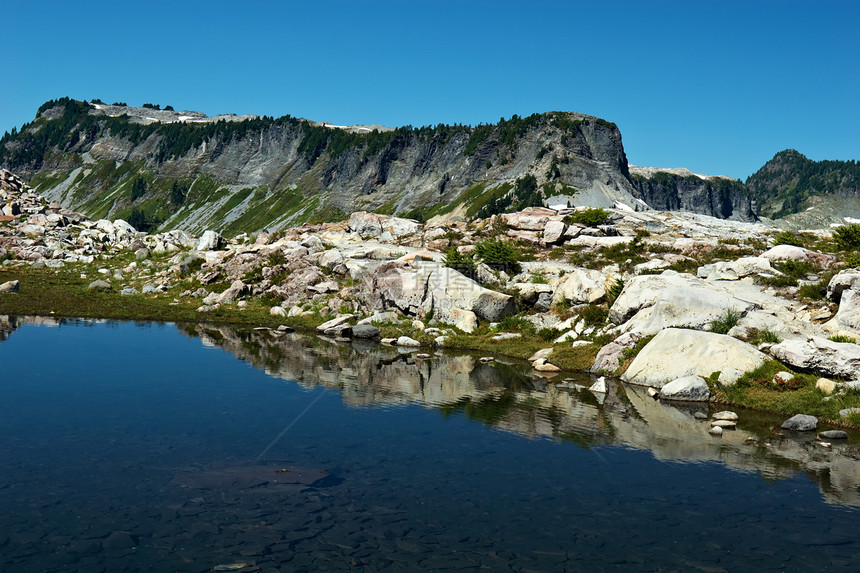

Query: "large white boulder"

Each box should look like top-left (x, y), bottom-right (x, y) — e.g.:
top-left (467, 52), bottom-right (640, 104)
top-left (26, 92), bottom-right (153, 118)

top-left (827, 270), bottom-right (860, 303)
top-left (543, 220), bottom-right (567, 244)
top-left (623, 328), bottom-right (768, 388)
top-left (825, 289), bottom-right (860, 336)
top-left (697, 257), bottom-right (778, 281)
top-left (502, 207), bottom-right (560, 231)
top-left (551, 268), bottom-right (607, 306)
top-left (761, 244), bottom-right (836, 267)
top-left (196, 230), bottom-right (225, 251)
top-left (768, 336), bottom-right (860, 379)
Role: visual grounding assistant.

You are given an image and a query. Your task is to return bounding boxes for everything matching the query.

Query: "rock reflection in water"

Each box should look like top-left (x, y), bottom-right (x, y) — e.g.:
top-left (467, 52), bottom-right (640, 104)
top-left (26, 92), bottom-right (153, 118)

top-left (179, 321), bottom-right (860, 508)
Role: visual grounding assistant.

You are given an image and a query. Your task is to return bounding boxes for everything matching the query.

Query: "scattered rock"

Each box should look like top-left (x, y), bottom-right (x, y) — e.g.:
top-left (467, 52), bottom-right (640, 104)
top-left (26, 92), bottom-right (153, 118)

top-left (657, 375), bottom-right (710, 402)
top-left (533, 358), bottom-right (561, 372)
top-left (87, 280), bottom-right (112, 292)
top-left (712, 411), bottom-right (739, 422)
top-left (0, 280), bottom-right (19, 293)
top-left (781, 414), bottom-right (818, 431)
top-left (351, 323), bottom-right (381, 339)
top-left (819, 430), bottom-right (848, 440)
top-left (588, 377), bottom-right (607, 393)
top-left (491, 332), bottom-right (521, 341)
top-left (196, 230), bottom-right (225, 251)
top-left (528, 348), bottom-right (554, 362)
top-left (709, 426), bottom-right (723, 436)
top-left (396, 336), bottom-right (421, 347)
top-left (769, 336), bottom-right (860, 379)
top-left (270, 306), bottom-right (287, 317)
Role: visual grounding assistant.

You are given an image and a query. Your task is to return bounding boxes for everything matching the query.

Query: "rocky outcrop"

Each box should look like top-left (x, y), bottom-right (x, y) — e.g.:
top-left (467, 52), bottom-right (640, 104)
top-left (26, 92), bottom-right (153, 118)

top-left (623, 328), bottom-right (768, 388)
top-left (608, 272), bottom-right (756, 337)
top-left (768, 336), bottom-right (860, 379)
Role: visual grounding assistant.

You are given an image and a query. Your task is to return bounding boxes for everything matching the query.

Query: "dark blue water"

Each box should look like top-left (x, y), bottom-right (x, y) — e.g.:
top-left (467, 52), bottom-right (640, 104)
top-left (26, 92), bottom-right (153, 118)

top-left (1, 318), bottom-right (858, 571)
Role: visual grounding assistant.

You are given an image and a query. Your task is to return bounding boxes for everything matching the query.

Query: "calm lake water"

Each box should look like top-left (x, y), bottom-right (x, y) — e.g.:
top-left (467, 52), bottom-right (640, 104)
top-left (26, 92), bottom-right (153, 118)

top-left (1, 316), bottom-right (859, 572)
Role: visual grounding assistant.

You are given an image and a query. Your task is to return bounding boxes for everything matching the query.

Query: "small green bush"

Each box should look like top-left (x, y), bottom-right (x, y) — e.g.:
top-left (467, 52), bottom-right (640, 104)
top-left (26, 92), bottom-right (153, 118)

top-left (538, 327), bottom-right (560, 341)
top-left (266, 250), bottom-right (287, 266)
top-left (710, 309), bottom-right (741, 334)
top-left (496, 315), bottom-right (536, 336)
top-left (797, 281), bottom-right (826, 300)
top-left (606, 278), bottom-right (624, 307)
top-left (773, 231), bottom-right (804, 247)
top-left (443, 247), bottom-right (476, 278)
top-left (475, 239), bottom-right (521, 274)
top-left (761, 329), bottom-right (781, 343)
top-left (564, 208), bottom-right (611, 227)
top-left (828, 334), bottom-right (858, 344)
top-left (579, 304), bottom-right (608, 326)
top-left (845, 252), bottom-right (860, 269)
top-left (833, 223), bottom-right (860, 250)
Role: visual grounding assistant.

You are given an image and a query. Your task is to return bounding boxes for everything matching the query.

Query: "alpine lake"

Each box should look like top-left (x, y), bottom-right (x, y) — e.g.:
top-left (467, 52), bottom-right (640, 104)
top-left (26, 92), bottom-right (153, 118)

top-left (1, 316), bottom-right (859, 572)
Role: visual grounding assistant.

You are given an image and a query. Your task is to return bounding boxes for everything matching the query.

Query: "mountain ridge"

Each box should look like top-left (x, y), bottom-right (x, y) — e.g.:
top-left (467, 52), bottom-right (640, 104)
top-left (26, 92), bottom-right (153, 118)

top-left (1, 98), bottom-right (754, 234)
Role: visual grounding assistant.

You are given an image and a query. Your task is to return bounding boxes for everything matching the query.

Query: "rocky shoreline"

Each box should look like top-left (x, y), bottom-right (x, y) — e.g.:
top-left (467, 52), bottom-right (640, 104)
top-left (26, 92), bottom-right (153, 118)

top-left (2, 167), bottom-right (860, 430)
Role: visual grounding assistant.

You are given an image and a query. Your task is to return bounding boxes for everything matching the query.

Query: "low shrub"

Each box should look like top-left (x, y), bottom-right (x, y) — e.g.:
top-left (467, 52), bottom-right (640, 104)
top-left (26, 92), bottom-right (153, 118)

top-left (710, 309), bottom-right (741, 334)
top-left (606, 278), bottom-right (624, 307)
top-left (833, 223), bottom-right (860, 250)
top-left (475, 239), bottom-right (521, 274)
top-left (443, 247), bottom-right (476, 278)
top-left (828, 334), bottom-right (858, 344)
top-left (579, 304), bottom-right (608, 326)
top-left (496, 315), bottom-right (536, 336)
top-left (797, 281), bottom-right (827, 300)
top-left (564, 208), bottom-right (611, 227)
top-left (773, 231), bottom-right (805, 247)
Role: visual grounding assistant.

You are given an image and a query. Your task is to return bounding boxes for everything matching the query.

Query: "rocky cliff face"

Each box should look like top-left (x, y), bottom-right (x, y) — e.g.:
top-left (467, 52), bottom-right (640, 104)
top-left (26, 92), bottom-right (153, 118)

top-left (629, 167), bottom-right (756, 222)
top-left (1, 98), bottom-right (755, 235)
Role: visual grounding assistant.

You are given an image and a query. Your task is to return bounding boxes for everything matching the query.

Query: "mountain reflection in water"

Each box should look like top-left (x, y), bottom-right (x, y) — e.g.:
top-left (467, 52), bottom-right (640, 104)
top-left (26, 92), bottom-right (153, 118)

top-left (160, 320), bottom-right (860, 509)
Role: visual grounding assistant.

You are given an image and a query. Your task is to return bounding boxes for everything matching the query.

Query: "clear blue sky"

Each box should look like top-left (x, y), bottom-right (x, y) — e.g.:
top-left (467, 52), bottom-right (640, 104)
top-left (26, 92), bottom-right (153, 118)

top-left (3, 0), bottom-right (857, 179)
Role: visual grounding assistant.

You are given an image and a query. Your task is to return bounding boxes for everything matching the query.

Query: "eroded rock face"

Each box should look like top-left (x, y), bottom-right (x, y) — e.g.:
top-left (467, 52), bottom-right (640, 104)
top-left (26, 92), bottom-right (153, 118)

top-left (828, 270), bottom-right (860, 303)
top-left (697, 257), bottom-right (778, 281)
top-left (769, 336), bottom-right (860, 379)
top-left (826, 289), bottom-right (860, 336)
top-left (361, 260), bottom-right (515, 331)
top-left (623, 328), bottom-right (768, 388)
